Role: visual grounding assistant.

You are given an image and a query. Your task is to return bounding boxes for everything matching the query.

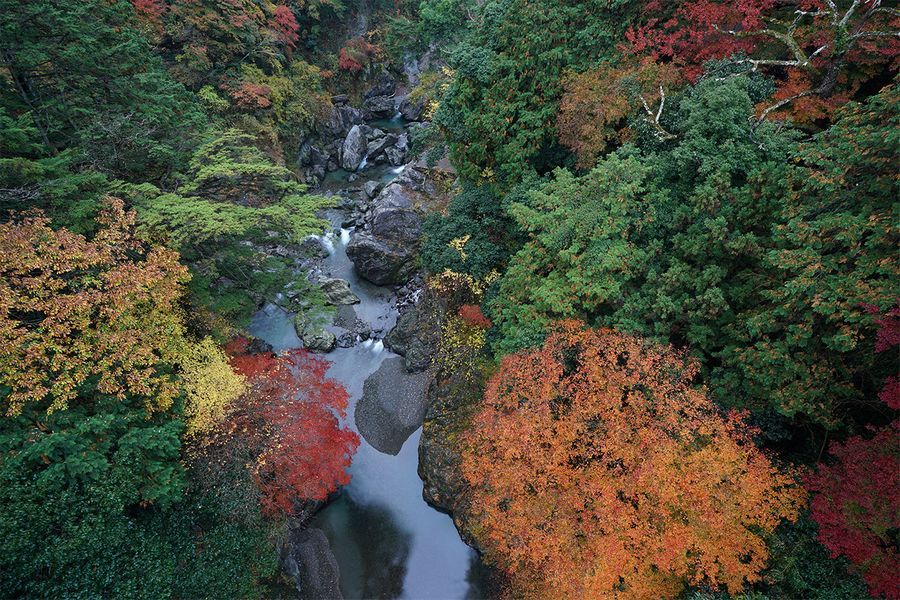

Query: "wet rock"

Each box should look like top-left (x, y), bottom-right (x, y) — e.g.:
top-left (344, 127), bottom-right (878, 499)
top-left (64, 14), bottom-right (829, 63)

top-left (366, 133), bottom-right (398, 163)
top-left (363, 95), bottom-right (396, 119)
top-left (418, 372), bottom-right (484, 552)
top-left (347, 182), bottom-right (422, 286)
top-left (331, 94), bottom-right (349, 105)
top-left (364, 71), bottom-right (397, 99)
top-left (303, 328), bottom-right (337, 353)
top-left (332, 304), bottom-right (359, 329)
top-left (320, 277), bottom-right (360, 305)
top-left (280, 527), bottom-right (343, 600)
top-left (300, 237), bottom-right (330, 259)
top-left (384, 303), bottom-right (436, 372)
top-left (355, 357), bottom-right (431, 454)
top-left (385, 133), bottom-right (409, 166)
top-left (295, 315), bottom-right (336, 353)
top-left (400, 97), bottom-right (425, 121)
top-left (364, 180), bottom-right (382, 199)
top-left (340, 124), bottom-right (368, 171)
top-left (346, 233), bottom-right (416, 286)
top-left (370, 184), bottom-right (421, 240)
top-left (336, 332), bottom-right (356, 348)
top-left (366, 127), bottom-right (387, 142)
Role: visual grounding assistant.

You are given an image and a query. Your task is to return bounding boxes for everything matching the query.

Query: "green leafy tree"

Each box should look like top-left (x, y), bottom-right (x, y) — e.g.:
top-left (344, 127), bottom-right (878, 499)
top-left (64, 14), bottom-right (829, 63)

top-left (435, 0), bottom-right (638, 185)
top-left (0, 0), bottom-right (205, 181)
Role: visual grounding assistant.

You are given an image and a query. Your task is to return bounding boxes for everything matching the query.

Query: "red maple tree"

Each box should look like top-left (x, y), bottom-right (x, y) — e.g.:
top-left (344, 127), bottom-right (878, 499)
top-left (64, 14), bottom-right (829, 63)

top-left (627, 0), bottom-right (899, 123)
top-left (807, 303), bottom-right (900, 599)
top-left (807, 422), bottom-right (900, 599)
top-left (224, 338), bottom-right (359, 516)
top-left (271, 4), bottom-right (299, 54)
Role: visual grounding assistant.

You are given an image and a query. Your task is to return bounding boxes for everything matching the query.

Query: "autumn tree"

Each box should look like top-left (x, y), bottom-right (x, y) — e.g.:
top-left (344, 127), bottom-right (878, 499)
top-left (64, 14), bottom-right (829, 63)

top-left (805, 302), bottom-right (900, 599)
top-left (627, 0), bottom-right (900, 123)
top-left (221, 340), bottom-right (359, 516)
top-left (0, 198), bottom-right (189, 415)
top-left (558, 58), bottom-right (683, 167)
top-left (462, 321), bottom-right (804, 599)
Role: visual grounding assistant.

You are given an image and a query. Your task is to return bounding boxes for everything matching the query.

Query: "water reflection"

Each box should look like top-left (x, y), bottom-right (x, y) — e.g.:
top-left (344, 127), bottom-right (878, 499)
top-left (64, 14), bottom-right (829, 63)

top-left (316, 495), bottom-right (412, 599)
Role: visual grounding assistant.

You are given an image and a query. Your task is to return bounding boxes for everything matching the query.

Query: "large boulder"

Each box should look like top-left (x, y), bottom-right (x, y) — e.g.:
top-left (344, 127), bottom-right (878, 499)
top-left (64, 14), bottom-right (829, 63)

top-left (400, 97), bottom-right (425, 121)
top-left (364, 71), bottom-right (397, 99)
top-left (385, 133), bottom-right (409, 166)
top-left (345, 233), bottom-right (416, 286)
top-left (319, 103), bottom-right (363, 140)
top-left (418, 371), bottom-right (484, 552)
top-left (384, 303), bottom-right (436, 372)
top-left (340, 124), bottom-right (368, 171)
top-left (319, 277), bottom-right (360, 305)
top-left (366, 133), bottom-right (398, 164)
top-left (347, 183), bottom-right (422, 285)
top-left (355, 357), bottom-right (431, 454)
top-left (370, 191), bottom-right (421, 242)
top-left (294, 315), bottom-right (336, 353)
top-left (280, 527), bottom-right (343, 600)
top-left (363, 95), bottom-right (396, 119)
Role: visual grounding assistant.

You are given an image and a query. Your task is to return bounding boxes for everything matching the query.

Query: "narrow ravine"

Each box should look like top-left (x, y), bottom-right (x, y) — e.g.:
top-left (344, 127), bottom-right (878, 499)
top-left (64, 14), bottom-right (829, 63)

top-left (248, 164), bottom-right (488, 599)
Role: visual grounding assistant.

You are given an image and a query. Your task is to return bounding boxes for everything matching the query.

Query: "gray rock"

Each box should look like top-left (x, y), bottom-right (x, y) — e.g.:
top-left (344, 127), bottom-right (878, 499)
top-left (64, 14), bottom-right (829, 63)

top-left (366, 127), bottom-right (387, 142)
top-left (384, 303), bottom-right (436, 372)
top-left (346, 233), bottom-right (416, 286)
top-left (355, 357), bottom-right (431, 454)
top-left (280, 527), bottom-right (343, 600)
top-left (332, 304), bottom-right (359, 329)
top-left (319, 277), bottom-right (360, 305)
top-left (295, 315), bottom-right (336, 352)
top-left (364, 71), bottom-right (397, 99)
top-left (363, 180), bottom-right (382, 199)
top-left (363, 95), bottom-right (396, 119)
top-left (336, 332), bottom-right (356, 348)
top-left (385, 133), bottom-right (409, 166)
top-left (417, 370), bottom-right (484, 552)
top-left (400, 97), bottom-right (425, 121)
top-left (331, 94), bottom-right (349, 105)
top-left (303, 328), bottom-right (336, 353)
top-left (340, 124), bottom-right (368, 171)
top-left (366, 133), bottom-right (398, 163)
top-left (370, 185), bottom-right (421, 242)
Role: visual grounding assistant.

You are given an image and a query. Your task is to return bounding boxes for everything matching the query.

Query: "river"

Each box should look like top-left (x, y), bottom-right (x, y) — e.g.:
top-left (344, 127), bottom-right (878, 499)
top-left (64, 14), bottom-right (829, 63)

top-left (248, 165), bottom-right (489, 599)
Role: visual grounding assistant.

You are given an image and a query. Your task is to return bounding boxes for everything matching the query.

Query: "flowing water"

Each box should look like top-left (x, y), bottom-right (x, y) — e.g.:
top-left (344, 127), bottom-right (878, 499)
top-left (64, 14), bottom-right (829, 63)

top-left (249, 168), bottom-right (489, 599)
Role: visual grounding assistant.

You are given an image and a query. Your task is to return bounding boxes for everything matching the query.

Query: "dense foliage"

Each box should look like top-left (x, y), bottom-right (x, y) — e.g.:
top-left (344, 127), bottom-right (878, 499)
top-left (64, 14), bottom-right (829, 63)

top-left (463, 321), bottom-right (804, 598)
top-left (1, 0), bottom-right (897, 596)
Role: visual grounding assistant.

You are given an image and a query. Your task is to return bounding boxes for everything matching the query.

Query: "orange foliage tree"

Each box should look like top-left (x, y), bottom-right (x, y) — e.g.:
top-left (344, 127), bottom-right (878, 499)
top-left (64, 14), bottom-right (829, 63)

top-left (558, 58), bottom-right (683, 168)
top-left (0, 198), bottom-right (189, 416)
top-left (461, 321), bottom-right (805, 599)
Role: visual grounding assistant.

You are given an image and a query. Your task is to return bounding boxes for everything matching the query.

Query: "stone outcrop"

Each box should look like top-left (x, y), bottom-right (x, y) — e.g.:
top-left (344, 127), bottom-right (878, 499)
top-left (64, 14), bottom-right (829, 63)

top-left (319, 277), bottom-right (360, 305)
top-left (280, 527), bottom-right (343, 600)
top-left (400, 97), bottom-right (425, 121)
top-left (340, 124), bottom-right (368, 171)
top-left (346, 183), bottom-right (422, 286)
top-left (384, 302), bottom-right (438, 372)
top-left (355, 357), bottom-right (432, 455)
top-left (363, 95), bottom-right (397, 120)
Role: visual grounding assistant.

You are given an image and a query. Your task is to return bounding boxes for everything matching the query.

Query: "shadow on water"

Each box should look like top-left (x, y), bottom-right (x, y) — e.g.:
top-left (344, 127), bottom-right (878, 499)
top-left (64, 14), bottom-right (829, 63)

top-left (314, 495), bottom-right (412, 599)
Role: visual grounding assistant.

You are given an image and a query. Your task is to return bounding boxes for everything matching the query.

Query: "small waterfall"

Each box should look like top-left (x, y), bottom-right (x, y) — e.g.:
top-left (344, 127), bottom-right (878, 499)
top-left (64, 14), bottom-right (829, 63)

top-left (390, 165), bottom-right (405, 175)
top-left (308, 232), bottom-right (335, 254)
top-left (357, 155), bottom-right (368, 171)
top-left (371, 340), bottom-right (384, 353)
top-left (340, 228), bottom-right (351, 245)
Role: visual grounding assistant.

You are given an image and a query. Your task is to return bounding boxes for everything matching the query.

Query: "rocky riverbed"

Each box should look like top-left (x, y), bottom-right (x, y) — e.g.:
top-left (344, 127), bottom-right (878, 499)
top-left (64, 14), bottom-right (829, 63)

top-left (247, 72), bottom-right (492, 598)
